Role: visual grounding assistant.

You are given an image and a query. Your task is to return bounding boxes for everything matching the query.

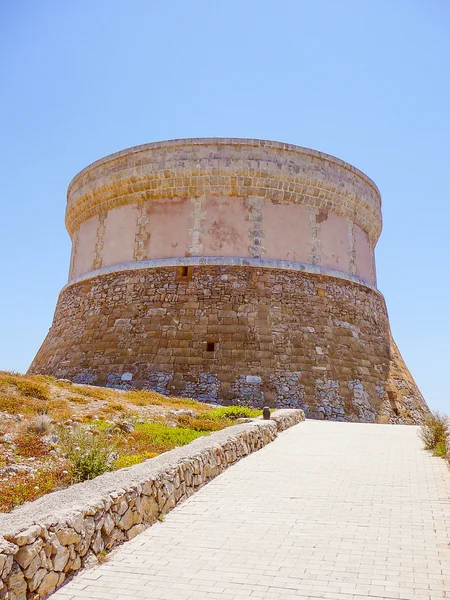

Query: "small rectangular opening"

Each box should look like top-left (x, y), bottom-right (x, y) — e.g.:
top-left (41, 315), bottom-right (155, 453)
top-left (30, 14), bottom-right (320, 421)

top-left (387, 390), bottom-right (399, 416)
top-left (176, 265), bottom-right (194, 280)
top-left (206, 341), bottom-right (216, 352)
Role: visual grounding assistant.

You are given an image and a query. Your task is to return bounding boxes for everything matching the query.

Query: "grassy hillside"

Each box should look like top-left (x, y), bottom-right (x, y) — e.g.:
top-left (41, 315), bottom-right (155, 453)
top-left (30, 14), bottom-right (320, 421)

top-left (0, 372), bottom-right (261, 512)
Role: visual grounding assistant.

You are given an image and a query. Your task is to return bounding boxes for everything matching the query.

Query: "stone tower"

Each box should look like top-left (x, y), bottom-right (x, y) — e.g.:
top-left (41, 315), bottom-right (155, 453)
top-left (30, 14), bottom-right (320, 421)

top-left (30, 138), bottom-right (429, 423)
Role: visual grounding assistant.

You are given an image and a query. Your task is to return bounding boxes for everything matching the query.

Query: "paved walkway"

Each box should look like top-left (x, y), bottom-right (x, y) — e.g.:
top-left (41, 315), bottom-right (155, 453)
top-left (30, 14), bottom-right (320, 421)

top-left (53, 421), bottom-right (450, 600)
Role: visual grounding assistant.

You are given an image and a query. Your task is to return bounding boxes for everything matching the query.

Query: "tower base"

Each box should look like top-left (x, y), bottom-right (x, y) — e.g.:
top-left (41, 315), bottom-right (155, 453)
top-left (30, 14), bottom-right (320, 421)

top-left (29, 262), bottom-right (429, 424)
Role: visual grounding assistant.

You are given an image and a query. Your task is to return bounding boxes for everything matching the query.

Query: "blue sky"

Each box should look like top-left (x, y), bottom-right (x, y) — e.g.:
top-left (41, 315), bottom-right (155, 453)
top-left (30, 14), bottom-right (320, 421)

top-left (0, 1), bottom-right (449, 412)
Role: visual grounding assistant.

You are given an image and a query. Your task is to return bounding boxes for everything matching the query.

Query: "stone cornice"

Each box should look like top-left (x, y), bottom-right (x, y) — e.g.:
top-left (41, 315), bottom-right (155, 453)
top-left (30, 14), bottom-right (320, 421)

top-left (63, 256), bottom-right (382, 296)
top-left (65, 138), bottom-right (382, 243)
top-left (68, 138), bottom-right (381, 198)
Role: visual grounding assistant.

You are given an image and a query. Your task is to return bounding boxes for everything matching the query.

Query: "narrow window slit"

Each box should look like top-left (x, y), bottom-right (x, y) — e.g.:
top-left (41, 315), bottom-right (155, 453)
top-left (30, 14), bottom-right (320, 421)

top-left (387, 390), bottom-right (399, 416)
top-left (176, 265), bottom-right (193, 280)
top-left (206, 342), bottom-right (216, 352)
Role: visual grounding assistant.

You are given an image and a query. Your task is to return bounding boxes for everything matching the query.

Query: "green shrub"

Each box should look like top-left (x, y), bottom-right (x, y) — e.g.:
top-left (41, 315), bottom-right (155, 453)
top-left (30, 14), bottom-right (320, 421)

top-left (134, 422), bottom-right (207, 445)
top-left (113, 452), bottom-right (158, 469)
top-left (202, 406), bottom-right (263, 421)
top-left (433, 442), bottom-right (447, 458)
top-left (58, 427), bottom-right (117, 482)
top-left (419, 412), bottom-right (448, 457)
top-left (126, 422), bottom-right (207, 455)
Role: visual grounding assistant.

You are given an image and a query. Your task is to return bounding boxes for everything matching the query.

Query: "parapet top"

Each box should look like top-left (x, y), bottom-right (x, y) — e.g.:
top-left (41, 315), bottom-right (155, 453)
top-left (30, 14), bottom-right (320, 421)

top-left (65, 137), bottom-right (382, 243)
top-left (68, 138), bottom-right (381, 198)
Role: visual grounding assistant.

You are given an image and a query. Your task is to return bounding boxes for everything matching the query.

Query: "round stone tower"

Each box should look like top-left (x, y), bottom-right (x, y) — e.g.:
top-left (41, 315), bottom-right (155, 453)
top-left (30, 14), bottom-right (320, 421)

top-left (30, 138), bottom-right (429, 423)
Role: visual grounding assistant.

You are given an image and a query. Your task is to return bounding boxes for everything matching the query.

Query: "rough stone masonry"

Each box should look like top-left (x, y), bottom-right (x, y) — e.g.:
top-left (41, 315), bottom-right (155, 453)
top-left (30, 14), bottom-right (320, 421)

top-left (29, 138), bottom-right (430, 424)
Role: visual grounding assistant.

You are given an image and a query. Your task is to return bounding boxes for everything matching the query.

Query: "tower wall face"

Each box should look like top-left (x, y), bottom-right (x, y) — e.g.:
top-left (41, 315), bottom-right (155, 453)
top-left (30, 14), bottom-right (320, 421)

top-left (66, 139), bottom-right (380, 286)
top-left (30, 139), bottom-right (429, 424)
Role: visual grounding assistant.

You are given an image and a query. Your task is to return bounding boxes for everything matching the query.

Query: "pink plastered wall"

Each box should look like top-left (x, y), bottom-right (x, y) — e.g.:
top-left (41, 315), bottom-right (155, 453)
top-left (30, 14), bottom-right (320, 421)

top-left (72, 215), bottom-right (98, 278)
top-left (320, 211), bottom-right (352, 273)
top-left (102, 204), bottom-right (139, 267)
top-left (71, 196), bottom-right (377, 286)
top-left (145, 197), bottom-right (191, 259)
top-left (354, 225), bottom-right (374, 283)
top-left (201, 196), bottom-right (249, 257)
top-left (263, 201), bottom-right (311, 262)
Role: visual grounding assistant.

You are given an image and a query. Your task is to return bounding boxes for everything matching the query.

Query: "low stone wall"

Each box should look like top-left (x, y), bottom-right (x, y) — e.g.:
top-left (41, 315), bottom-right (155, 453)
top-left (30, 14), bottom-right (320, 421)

top-left (271, 410), bottom-right (304, 431)
top-left (0, 410), bottom-right (304, 599)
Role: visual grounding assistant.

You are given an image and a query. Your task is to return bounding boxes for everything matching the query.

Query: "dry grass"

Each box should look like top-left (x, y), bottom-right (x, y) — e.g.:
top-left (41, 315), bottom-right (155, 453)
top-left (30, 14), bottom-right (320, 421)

top-left (0, 467), bottom-right (71, 513)
top-left (16, 434), bottom-right (52, 458)
top-left (124, 389), bottom-right (206, 410)
top-left (176, 415), bottom-right (230, 432)
top-left (0, 371), bottom-right (263, 512)
top-left (0, 371), bottom-right (51, 402)
top-left (71, 384), bottom-right (112, 401)
top-left (0, 394), bottom-right (43, 415)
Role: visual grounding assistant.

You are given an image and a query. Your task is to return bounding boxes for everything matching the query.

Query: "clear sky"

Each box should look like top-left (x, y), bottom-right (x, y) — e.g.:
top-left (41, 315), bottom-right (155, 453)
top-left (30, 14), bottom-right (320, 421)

top-left (1, 1), bottom-right (449, 412)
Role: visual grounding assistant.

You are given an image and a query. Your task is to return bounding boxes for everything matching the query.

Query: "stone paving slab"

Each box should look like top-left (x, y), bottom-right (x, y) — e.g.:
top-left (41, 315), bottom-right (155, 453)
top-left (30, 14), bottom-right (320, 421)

top-left (52, 421), bottom-right (450, 600)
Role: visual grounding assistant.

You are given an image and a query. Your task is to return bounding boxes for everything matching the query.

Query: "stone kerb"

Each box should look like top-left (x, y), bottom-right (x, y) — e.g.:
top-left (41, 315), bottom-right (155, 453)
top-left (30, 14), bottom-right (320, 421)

top-left (0, 409), bottom-right (304, 599)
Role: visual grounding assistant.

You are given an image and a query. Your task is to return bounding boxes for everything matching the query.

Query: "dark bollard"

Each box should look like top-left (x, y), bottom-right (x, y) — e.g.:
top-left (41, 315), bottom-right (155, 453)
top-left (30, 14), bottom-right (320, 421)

top-left (263, 406), bottom-right (271, 420)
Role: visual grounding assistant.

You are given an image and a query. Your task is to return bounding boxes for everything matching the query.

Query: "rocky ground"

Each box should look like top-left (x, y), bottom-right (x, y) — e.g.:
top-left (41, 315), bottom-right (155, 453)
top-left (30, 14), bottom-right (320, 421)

top-left (0, 372), bottom-right (260, 512)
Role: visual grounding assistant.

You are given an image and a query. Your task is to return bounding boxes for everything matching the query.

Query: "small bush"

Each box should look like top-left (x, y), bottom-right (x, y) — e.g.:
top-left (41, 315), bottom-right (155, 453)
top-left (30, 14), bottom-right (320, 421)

top-left (97, 550), bottom-right (108, 563)
top-left (58, 427), bottom-right (117, 482)
top-left (419, 412), bottom-right (448, 457)
top-left (26, 414), bottom-right (52, 435)
top-left (433, 442), bottom-right (447, 458)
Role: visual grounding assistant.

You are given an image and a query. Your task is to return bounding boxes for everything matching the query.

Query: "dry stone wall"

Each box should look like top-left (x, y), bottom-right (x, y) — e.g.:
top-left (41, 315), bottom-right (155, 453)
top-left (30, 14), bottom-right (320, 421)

top-left (0, 410), bottom-right (304, 600)
top-left (30, 264), bottom-right (429, 425)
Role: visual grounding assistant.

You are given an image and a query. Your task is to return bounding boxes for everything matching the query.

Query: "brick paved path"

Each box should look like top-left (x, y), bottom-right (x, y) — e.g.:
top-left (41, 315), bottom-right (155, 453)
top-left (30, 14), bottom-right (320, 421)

top-left (53, 421), bottom-right (450, 600)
